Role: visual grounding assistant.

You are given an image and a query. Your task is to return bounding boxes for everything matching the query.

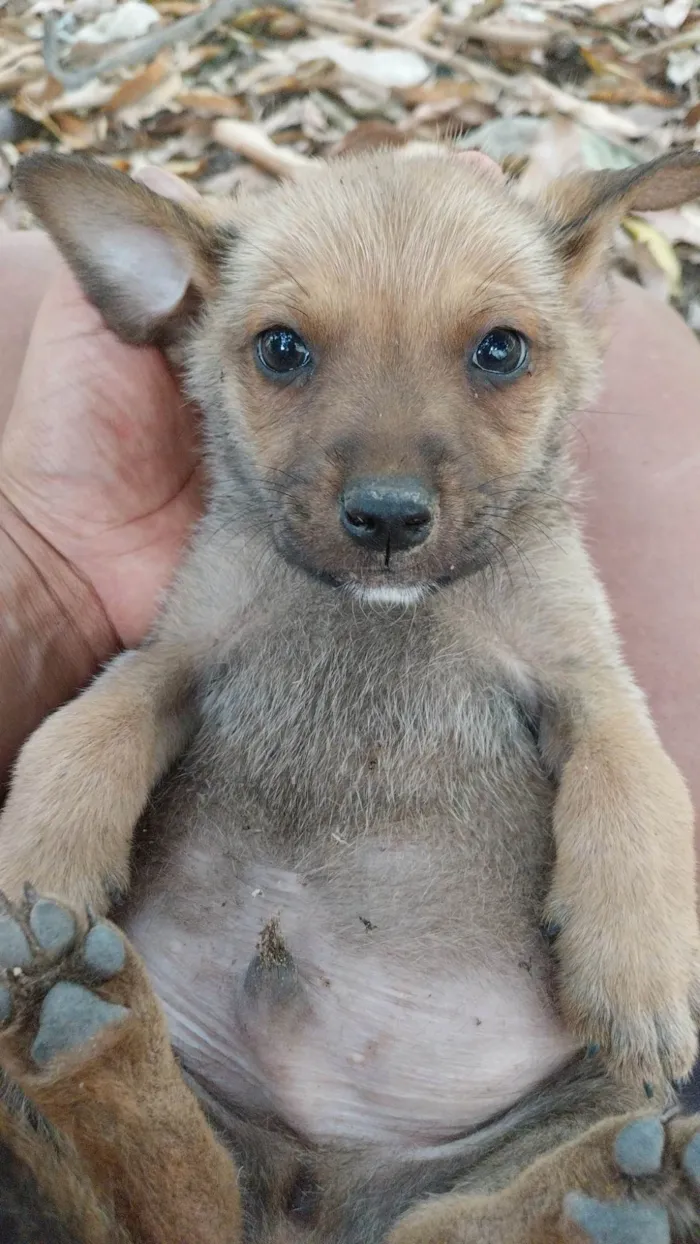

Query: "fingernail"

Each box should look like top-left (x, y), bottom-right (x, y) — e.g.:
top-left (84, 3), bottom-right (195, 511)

top-left (644, 1082), bottom-right (654, 1099)
top-left (541, 922), bottom-right (561, 943)
top-left (586, 1043), bottom-right (601, 1059)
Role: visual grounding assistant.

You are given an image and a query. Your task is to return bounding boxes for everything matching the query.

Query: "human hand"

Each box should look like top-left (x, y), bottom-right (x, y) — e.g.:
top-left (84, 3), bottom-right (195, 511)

top-left (0, 168), bottom-right (202, 651)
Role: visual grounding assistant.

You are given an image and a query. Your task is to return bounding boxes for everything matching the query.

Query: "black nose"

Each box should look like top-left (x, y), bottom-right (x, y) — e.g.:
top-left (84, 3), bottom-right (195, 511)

top-left (341, 477), bottom-right (436, 552)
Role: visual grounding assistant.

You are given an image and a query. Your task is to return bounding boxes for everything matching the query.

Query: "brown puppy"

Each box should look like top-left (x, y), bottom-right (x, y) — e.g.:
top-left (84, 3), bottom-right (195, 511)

top-left (1, 144), bottom-right (700, 1243)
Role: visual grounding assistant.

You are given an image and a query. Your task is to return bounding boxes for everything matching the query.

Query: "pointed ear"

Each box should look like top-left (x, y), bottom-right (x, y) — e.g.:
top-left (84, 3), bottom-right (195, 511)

top-left (13, 153), bottom-right (231, 346)
top-left (536, 148), bottom-right (700, 285)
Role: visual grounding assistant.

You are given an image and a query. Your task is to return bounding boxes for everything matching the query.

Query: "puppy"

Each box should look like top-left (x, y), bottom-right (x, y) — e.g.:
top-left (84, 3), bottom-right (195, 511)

top-left (1, 142), bottom-right (700, 1244)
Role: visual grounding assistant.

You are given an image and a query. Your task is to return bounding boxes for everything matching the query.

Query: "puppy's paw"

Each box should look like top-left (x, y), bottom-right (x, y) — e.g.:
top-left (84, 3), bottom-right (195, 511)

top-left (544, 872), bottom-right (700, 1087)
top-left (0, 888), bottom-right (132, 1077)
top-left (560, 1114), bottom-right (700, 1243)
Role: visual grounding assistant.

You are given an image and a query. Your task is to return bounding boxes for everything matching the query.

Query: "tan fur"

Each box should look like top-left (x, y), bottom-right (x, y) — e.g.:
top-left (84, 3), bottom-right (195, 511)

top-left (388, 1112), bottom-right (700, 1242)
top-left (0, 646), bottom-right (192, 909)
top-left (0, 901), bottom-right (242, 1243)
top-left (1, 144), bottom-right (700, 1240)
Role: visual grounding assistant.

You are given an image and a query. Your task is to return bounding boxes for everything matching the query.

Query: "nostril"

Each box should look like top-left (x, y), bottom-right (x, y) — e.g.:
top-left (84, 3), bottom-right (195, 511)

top-left (345, 509), bottom-right (377, 532)
top-left (340, 477), bottom-right (436, 552)
top-left (403, 511), bottom-right (431, 530)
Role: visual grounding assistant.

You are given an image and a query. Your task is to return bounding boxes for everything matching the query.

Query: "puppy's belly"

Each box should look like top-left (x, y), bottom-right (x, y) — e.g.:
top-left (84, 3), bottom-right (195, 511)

top-left (122, 853), bottom-right (578, 1147)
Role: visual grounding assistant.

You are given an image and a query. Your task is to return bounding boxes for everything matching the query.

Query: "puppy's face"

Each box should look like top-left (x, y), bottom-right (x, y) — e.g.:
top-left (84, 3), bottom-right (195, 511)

top-left (16, 146), bottom-right (700, 602)
top-left (202, 156), bottom-right (583, 598)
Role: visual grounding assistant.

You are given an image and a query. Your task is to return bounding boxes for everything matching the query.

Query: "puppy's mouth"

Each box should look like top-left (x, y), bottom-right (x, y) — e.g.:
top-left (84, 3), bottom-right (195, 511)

top-left (271, 499), bottom-right (502, 599)
top-left (345, 581), bottom-right (434, 606)
top-left (275, 534), bottom-right (488, 601)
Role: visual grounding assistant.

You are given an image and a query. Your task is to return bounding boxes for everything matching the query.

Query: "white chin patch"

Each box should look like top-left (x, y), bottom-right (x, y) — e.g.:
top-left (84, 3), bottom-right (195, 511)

top-left (349, 584), bottom-right (429, 607)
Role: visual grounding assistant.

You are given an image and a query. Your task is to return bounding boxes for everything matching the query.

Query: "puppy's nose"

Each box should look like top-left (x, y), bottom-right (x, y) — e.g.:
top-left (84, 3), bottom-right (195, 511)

top-left (341, 477), bottom-right (435, 552)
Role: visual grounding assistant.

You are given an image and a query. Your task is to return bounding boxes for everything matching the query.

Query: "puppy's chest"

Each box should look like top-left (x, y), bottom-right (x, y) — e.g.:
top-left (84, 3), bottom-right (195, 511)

top-left (195, 610), bottom-right (542, 830)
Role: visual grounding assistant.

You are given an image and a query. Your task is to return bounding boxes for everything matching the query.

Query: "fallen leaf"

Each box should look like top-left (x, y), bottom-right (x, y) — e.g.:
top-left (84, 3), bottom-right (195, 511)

top-left (76, 0), bottom-right (161, 45)
top-left (643, 0), bottom-right (693, 29)
top-left (666, 48), bottom-right (700, 87)
top-left (328, 118), bottom-right (410, 155)
top-left (104, 57), bottom-right (170, 112)
top-left (400, 79), bottom-right (489, 104)
top-left (175, 90), bottom-right (244, 116)
top-left (588, 81), bottom-right (679, 106)
top-left (296, 39), bottom-right (431, 87)
top-left (622, 214), bottom-right (683, 295)
top-left (52, 108), bottom-right (105, 148)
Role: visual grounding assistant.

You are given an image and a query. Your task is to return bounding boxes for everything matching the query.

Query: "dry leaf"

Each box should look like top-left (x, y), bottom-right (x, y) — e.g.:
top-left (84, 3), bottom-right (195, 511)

top-left (667, 48), bottom-right (700, 87)
top-left (622, 214), bottom-right (683, 295)
top-left (588, 81), bottom-right (679, 107)
top-left (643, 0), bottom-right (693, 29)
top-left (400, 79), bottom-right (488, 104)
top-left (104, 56), bottom-right (170, 111)
top-left (176, 89), bottom-right (244, 116)
top-left (51, 108), bottom-right (105, 147)
top-left (1, 0), bottom-right (697, 332)
top-left (295, 39), bottom-right (431, 87)
top-left (77, 0), bottom-right (161, 44)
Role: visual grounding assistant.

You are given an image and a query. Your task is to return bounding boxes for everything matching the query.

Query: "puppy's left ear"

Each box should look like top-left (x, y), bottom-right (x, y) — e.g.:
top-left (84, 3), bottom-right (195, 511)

top-left (536, 147), bottom-right (700, 288)
top-left (14, 153), bottom-right (231, 346)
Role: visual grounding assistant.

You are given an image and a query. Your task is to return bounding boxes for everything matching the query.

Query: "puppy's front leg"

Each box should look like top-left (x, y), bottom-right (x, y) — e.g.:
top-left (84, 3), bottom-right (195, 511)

top-left (0, 642), bottom-right (193, 912)
top-left (533, 545), bottom-right (700, 1085)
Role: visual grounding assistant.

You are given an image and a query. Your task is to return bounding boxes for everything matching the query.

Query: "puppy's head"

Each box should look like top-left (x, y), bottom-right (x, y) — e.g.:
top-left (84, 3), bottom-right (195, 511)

top-left (16, 146), bottom-right (700, 603)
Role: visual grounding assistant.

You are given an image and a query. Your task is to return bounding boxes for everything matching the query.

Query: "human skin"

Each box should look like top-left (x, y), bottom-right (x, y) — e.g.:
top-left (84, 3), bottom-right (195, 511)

top-left (0, 211), bottom-right (698, 846)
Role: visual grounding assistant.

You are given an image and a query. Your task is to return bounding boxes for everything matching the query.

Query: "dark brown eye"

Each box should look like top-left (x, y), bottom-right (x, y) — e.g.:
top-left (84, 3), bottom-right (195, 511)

top-left (471, 329), bottom-right (528, 377)
top-left (256, 327), bottom-right (312, 378)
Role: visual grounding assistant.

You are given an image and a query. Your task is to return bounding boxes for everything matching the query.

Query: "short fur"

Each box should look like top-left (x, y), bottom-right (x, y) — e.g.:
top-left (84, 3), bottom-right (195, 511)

top-left (1, 143), bottom-right (700, 1242)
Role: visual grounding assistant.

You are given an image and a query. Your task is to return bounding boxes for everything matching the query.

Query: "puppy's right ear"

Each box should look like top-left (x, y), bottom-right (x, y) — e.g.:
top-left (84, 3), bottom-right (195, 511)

top-left (14, 153), bottom-right (229, 346)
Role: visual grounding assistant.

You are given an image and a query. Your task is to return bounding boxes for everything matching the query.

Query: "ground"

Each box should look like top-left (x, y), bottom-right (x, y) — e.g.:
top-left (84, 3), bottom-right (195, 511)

top-left (0, 0), bottom-right (698, 327)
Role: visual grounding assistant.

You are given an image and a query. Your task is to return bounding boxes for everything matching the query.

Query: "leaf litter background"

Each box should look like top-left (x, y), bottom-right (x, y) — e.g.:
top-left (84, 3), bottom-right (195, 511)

top-left (0, 0), bottom-right (698, 327)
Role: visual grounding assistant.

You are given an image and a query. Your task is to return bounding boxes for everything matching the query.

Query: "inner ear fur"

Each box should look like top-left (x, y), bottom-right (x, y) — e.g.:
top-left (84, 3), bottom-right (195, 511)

top-left (13, 153), bottom-right (232, 346)
top-left (537, 147), bottom-right (700, 274)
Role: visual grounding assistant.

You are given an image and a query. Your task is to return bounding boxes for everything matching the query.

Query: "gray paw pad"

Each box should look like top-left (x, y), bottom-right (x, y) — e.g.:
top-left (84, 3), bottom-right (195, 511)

top-left (682, 1132), bottom-right (700, 1188)
top-left (0, 985), bottom-right (11, 1024)
top-left (0, 917), bottom-right (31, 970)
top-left (614, 1118), bottom-right (665, 1177)
top-left (29, 900), bottom-right (76, 955)
top-left (82, 924), bottom-right (125, 980)
top-left (31, 981), bottom-right (129, 1066)
top-left (563, 1193), bottom-right (670, 1244)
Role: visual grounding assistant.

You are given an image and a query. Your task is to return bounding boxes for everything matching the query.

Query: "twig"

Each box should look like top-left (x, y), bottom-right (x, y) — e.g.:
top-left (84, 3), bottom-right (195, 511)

top-left (626, 25), bottom-right (700, 61)
top-left (442, 15), bottom-right (566, 50)
top-left (301, 3), bottom-right (511, 89)
top-left (212, 119), bottom-right (314, 177)
top-left (43, 0), bottom-right (292, 91)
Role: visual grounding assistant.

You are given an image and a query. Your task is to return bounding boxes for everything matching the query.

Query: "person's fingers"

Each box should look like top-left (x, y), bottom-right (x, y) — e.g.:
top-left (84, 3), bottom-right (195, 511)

top-left (0, 231), bottom-right (63, 432)
top-left (0, 259), bottom-right (202, 644)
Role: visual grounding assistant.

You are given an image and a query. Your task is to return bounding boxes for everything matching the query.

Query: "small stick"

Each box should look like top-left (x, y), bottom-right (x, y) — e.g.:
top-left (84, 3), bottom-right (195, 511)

top-left (301, 3), bottom-right (510, 88)
top-left (43, 0), bottom-right (287, 91)
top-left (212, 119), bottom-right (314, 177)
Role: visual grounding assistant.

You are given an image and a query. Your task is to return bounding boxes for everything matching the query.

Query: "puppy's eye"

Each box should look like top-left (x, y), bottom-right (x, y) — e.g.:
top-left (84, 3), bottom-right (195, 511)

top-left (256, 327), bottom-right (312, 378)
top-left (471, 329), bottom-right (528, 377)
